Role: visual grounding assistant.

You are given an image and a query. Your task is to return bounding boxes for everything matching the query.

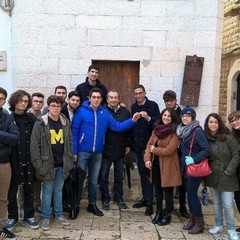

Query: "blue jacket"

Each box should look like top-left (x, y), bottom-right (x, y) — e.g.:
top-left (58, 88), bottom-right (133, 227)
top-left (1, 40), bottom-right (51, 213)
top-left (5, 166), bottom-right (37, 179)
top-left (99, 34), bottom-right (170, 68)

top-left (72, 100), bottom-right (135, 154)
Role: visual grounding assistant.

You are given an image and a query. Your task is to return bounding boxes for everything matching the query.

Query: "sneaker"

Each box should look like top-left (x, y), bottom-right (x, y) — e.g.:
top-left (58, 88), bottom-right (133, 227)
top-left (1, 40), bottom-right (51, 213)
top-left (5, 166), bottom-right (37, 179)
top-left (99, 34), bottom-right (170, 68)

top-left (102, 200), bottom-right (110, 211)
top-left (228, 229), bottom-right (239, 240)
top-left (25, 218), bottom-right (39, 229)
top-left (56, 215), bottom-right (70, 226)
top-left (5, 219), bottom-right (18, 231)
top-left (209, 226), bottom-right (224, 234)
top-left (0, 228), bottom-right (16, 239)
top-left (115, 200), bottom-right (128, 210)
top-left (41, 219), bottom-right (50, 231)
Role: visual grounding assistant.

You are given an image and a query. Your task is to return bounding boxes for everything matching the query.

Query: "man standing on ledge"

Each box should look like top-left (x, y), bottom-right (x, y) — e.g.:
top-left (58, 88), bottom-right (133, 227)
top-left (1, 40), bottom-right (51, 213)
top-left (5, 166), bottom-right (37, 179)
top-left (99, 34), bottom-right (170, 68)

top-left (75, 65), bottom-right (108, 105)
top-left (131, 85), bottom-right (160, 216)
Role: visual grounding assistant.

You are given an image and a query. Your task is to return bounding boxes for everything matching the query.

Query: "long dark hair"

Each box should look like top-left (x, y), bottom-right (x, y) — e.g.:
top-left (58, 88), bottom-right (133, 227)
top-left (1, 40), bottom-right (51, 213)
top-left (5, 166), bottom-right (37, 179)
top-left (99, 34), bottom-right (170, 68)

top-left (204, 113), bottom-right (230, 141)
top-left (153, 107), bottom-right (178, 131)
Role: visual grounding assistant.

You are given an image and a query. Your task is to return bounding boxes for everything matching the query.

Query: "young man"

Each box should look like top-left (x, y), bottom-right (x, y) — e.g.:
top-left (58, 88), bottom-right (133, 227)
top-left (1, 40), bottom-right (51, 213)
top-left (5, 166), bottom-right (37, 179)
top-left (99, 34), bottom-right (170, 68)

top-left (99, 90), bottom-right (131, 210)
top-left (131, 85), bottom-right (160, 216)
top-left (72, 88), bottom-right (140, 217)
top-left (29, 92), bottom-right (45, 214)
top-left (30, 95), bottom-right (74, 231)
top-left (61, 91), bottom-right (80, 122)
top-left (75, 65), bottom-right (108, 105)
top-left (6, 90), bottom-right (39, 231)
top-left (42, 86), bottom-right (67, 115)
top-left (30, 92), bottom-right (44, 117)
top-left (0, 88), bottom-right (19, 239)
top-left (162, 90), bottom-right (189, 218)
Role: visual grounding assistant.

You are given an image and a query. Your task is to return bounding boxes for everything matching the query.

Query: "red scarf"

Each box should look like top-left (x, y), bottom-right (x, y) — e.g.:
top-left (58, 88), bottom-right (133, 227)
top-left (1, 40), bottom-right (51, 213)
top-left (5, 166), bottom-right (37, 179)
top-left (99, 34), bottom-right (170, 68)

top-left (154, 123), bottom-right (173, 139)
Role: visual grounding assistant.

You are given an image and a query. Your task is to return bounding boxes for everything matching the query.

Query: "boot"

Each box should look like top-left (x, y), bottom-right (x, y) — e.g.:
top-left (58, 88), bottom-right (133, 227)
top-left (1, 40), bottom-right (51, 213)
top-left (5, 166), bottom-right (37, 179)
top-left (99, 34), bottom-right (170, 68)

top-left (158, 215), bottom-right (172, 226)
top-left (183, 212), bottom-right (195, 230)
top-left (152, 210), bottom-right (163, 224)
top-left (188, 217), bottom-right (204, 234)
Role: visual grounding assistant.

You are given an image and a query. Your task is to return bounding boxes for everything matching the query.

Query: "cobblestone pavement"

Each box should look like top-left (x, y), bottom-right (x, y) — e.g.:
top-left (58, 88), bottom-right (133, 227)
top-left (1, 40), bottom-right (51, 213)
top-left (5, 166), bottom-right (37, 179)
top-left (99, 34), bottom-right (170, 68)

top-left (11, 198), bottom-right (240, 240)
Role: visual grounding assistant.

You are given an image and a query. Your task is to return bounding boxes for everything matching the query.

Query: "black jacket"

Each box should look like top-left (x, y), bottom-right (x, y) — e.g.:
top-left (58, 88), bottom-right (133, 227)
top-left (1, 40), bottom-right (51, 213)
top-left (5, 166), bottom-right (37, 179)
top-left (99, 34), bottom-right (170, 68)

top-left (0, 108), bottom-right (20, 163)
top-left (103, 106), bottom-right (131, 161)
top-left (131, 97), bottom-right (160, 152)
top-left (75, 77), bottom-right (108, 105)
top-left (10, 112), bottom-right (36, 185)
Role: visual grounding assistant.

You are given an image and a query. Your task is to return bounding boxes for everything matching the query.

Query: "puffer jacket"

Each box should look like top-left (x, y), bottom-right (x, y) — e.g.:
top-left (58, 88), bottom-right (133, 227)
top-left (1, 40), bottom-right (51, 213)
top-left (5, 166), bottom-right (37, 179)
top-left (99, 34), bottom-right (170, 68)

top-left (0, 108), bottom-right (20, 163)
top-left (30, 113), bottom-right (74, 181)
top-left (205, 134), bottom-right (239, 192)
top-left (72, 100), bottom-right (135, 155)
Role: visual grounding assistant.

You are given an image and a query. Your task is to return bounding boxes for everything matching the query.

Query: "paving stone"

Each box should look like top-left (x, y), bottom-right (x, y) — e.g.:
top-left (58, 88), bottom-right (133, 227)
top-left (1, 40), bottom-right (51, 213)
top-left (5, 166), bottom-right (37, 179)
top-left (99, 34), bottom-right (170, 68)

top-left (81, 230), bottom-right (120, 240)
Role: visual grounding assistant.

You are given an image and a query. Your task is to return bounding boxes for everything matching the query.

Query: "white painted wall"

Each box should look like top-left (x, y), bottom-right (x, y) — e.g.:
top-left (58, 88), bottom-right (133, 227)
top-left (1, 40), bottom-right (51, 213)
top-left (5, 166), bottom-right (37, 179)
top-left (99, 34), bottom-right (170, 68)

top-left (9, 0), bottom-right (224, 125)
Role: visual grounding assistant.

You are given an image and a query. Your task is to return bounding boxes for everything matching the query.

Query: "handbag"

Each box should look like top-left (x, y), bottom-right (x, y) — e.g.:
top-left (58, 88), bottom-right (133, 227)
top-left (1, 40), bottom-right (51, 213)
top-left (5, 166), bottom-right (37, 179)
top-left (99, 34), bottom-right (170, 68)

top-left (186, 131), bottom-right (212, 177)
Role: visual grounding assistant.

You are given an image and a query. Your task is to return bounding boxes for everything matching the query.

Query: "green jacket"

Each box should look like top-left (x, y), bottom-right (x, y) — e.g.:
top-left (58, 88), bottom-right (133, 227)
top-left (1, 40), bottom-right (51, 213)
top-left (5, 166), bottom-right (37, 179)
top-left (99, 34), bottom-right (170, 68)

top-left (205, 134), bottom-right (240, 192)
top-left (30, 113), bottom-right (74, 181)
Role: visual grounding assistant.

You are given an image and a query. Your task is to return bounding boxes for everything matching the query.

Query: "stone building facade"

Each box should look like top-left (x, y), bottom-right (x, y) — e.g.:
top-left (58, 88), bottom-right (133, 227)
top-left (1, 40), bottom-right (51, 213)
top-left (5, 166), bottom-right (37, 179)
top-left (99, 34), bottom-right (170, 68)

top-left (0, 0), bottom-right (224, 125)
top-left (220, 0), bottom-right (240, 122)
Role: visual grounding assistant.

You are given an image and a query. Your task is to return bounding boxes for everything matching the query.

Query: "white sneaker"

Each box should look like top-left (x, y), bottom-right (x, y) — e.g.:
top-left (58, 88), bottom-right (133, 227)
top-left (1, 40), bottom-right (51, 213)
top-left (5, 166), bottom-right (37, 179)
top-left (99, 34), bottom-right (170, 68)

top-left (56, 215), bottom-right (70, 226)
top-left (228, 229), bottom-right (239, 240)
top-left (209, 225), bottom-right (224, 234)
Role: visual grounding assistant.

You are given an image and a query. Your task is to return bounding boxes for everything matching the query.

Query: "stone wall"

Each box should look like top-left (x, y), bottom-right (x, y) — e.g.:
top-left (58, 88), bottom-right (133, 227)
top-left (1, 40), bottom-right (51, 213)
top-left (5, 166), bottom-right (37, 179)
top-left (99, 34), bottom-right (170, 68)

top-left (4, 0), bottom-right (224, 125)
top-left (220, 0), bottom-right (240, 121)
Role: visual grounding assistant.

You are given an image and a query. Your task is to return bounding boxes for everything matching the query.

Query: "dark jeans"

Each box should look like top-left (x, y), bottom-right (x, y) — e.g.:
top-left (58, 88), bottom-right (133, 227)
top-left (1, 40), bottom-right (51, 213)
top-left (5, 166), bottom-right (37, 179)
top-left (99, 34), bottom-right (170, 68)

top-left (136, 152), bottom-right (153, 204)
top-left (184, 177), bottom-right (203, 218)
top-left (8, 179), bottom-right (34, 221)
top-left (234, 190), bottom-right (240, 214)
top-left (99, 157), bottom-right (124, 202)
top-left (179, 178), bottom-right (187, 208)
top-left (152, 159), bottom-right (173, 215)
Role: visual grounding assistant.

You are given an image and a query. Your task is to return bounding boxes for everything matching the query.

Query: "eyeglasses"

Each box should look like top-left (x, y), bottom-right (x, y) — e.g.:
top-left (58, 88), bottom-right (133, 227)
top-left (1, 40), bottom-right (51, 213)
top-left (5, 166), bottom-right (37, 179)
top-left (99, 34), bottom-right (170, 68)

top-left (19, 100), bottom-right (29, 104)
top-left (33, 100), bottom-right (43, 104)
top-left (229, 117), bottom-right (240, 124)
top-left (49, 104), bottom-right (61, 109)
top-left (0, 97), bottom-right (6, 101)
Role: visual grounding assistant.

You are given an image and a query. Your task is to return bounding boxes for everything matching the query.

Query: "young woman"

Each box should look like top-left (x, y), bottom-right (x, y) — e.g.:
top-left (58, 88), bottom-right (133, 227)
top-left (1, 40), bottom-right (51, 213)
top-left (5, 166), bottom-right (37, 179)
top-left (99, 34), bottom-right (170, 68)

top-left (176, 107), bottom-right (210, 234)
top-left (204, 113), bottom-right (239, 240)
top-left (229, 111), bottom-right (240, 232)
top-left (144, 108), bottom-right (182, 225)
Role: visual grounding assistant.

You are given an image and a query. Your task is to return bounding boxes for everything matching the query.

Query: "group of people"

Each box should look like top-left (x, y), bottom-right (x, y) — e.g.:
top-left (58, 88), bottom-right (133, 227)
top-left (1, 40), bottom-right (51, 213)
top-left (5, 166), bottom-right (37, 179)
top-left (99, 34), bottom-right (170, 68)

top-left (1, 64), bottom-right (240, 240)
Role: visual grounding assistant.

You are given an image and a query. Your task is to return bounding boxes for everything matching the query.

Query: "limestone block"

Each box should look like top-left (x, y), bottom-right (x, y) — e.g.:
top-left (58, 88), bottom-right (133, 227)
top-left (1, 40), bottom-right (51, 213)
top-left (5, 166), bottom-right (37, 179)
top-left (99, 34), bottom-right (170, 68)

top-left (143, 31), bottom-right (166, 47)
top-left (122, 16), bottom-right (180, 31)
top-left (166, 1), bottom-right (194, 17)
top-left (76, 16), bottom-right (121, 30)
top-left (48, 45), bottom-right (82, 59)
top-left (12, 27), bottom-right (60, 45)
top-left (166, 31), bottom-right (194, 48)
top-left (161, 61), bottom-right (184, 77)
top-left (12, 44), bottom-right (48, 58)
top-left (12, 13), bottom-right (75, 28)
top-left (60, 59), bottom-right (88, 75)
top-left (140, 0), bottom-right (167, 17)
top-left (13, 0), bottom-right (44, 14)
top-left (194, 31), bottom-right (217, 48)
top-left (60, 29), bottom-right (87, 45)
top-left (140, 61), bottom-right (161, 77)
top-left (89, 30), bottom-right (142, 47)
top-left (152, 47), bottom-right (179, 61)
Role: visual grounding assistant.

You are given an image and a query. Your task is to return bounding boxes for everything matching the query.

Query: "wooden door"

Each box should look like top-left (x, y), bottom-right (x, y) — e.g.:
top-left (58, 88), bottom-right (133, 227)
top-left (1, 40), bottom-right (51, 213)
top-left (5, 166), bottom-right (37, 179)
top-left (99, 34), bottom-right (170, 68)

top-left (92, 60), bottom-right (139, 111)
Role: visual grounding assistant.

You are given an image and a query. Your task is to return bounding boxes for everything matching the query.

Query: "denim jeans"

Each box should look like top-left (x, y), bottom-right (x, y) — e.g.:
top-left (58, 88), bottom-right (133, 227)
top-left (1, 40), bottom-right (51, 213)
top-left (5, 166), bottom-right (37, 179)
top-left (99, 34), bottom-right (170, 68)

top-left (184, 177), bottom-right (202, 217)
top-left (210, 188), bottom-right (235, 230)
top-left (77, 151), bottom-right (102, 205)
top-left (42, 167), bottom-right (64, 219)
top-left (135, 152), bottom-right (153, 204)
top-left (99, 157), bottom-right (124, 203)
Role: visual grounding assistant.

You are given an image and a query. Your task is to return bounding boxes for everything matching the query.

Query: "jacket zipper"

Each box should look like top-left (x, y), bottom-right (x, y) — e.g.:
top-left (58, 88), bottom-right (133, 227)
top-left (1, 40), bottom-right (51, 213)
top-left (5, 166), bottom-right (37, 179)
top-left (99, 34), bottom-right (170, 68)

top-left (93, 110), bottom-right (97, 152)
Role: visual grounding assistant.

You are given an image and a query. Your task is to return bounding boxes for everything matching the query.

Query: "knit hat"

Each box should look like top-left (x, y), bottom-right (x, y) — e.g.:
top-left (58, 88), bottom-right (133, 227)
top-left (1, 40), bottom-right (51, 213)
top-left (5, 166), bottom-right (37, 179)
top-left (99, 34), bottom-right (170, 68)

top-left (180, 107), bottom-right (196, 119)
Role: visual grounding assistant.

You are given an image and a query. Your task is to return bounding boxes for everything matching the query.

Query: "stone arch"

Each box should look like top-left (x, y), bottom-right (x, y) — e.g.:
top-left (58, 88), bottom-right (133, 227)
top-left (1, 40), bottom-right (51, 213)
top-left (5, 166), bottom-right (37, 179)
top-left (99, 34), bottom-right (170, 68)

top-left (227, 59), bottom-right (240, 117)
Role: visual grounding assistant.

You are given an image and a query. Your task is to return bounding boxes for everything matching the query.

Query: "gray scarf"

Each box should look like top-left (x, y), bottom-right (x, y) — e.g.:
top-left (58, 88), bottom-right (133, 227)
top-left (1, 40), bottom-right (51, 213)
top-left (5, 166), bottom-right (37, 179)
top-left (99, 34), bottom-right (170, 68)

top-left (176, 120), bottom-right (200, 139)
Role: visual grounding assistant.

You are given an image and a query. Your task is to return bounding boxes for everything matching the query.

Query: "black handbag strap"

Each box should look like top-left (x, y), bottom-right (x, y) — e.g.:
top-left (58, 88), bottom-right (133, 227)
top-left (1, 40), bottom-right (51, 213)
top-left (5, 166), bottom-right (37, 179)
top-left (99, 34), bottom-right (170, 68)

top-left (189, 131), bottom-right (196, 156)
